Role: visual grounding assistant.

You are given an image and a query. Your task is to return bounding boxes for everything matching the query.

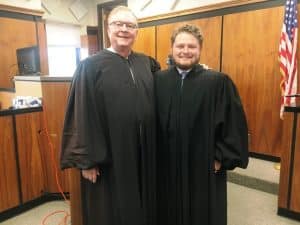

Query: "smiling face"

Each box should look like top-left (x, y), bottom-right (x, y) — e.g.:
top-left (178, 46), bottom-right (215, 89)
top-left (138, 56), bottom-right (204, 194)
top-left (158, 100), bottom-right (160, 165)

top-left (107, 8), bottom-right (138, 56)
top-left (171, 32), bottom-right (201, 70)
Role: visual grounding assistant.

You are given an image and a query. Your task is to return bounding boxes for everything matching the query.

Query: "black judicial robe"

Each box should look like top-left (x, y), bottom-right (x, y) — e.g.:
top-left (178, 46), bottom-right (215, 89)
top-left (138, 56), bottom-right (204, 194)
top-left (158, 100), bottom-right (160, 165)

top-left (60, 50), bottom-right (159, 225)
top-left (155, 65), bottom-right (249, 225)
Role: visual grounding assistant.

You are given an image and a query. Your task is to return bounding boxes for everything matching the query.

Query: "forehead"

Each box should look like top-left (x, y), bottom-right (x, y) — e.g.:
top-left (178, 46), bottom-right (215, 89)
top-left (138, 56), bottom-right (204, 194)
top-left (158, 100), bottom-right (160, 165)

top-left (109, 11), bottom-right (137, 24)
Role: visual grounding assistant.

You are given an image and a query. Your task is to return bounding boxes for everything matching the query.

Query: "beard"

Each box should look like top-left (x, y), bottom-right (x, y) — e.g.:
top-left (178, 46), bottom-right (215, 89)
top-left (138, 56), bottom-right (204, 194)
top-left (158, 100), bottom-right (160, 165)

top-left (174, 57), bottom-right (200, 70)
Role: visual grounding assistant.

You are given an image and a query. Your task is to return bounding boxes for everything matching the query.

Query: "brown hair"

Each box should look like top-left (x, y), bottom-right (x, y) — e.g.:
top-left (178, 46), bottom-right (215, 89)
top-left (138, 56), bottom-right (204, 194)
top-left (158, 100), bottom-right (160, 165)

top-left (171, 24), bottom-right (203, 47)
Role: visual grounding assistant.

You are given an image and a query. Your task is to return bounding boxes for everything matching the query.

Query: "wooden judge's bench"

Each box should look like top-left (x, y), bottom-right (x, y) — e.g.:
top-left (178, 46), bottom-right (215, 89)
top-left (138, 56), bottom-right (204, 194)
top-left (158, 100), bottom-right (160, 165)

top-left (0, 76), bottom-right (82, 223)
top-left (278, 105), bottom-right (300, 220)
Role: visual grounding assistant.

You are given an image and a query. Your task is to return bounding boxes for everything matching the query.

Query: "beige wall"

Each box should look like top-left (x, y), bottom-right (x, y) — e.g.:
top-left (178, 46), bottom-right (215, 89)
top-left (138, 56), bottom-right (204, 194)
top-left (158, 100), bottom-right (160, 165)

top-left (128, 0), bottom-right (268, 19)
top-left (129, 0), bottom-right (230, 18)
top-left (0, 0), bottom-right (101, 34)
top-left (14, 81), bottom-right (43, 97)
top-left (42, 0), bottom-right (98, 31)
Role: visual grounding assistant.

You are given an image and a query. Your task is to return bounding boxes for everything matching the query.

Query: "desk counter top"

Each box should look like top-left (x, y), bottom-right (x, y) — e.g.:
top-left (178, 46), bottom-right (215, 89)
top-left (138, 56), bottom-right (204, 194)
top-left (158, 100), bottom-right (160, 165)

top-left (14, 75), bottom-right (73, 82)
top-left (0, 106), bottom-right (42, 116)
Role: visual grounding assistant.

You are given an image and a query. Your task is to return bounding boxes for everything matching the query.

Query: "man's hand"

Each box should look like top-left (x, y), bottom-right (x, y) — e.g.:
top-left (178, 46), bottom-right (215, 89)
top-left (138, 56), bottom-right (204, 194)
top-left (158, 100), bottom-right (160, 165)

top-left (200, 63), bottom-right (210, 70)
top-left (214, 160), bottom-right (221, 173)
top-left (82, 167), bottom-right (100, 183)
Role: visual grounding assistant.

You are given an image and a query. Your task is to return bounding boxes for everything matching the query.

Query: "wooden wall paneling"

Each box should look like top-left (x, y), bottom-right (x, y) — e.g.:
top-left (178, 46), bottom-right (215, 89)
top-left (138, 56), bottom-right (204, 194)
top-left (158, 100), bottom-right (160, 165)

top-left (41, 82), bottom-right (71, 193)
top-left (156, 16), bottom-right (222, 70)
top-left (222, 6), bottom-right (287, 157)
top-left (0, 17), bottom-right (37, 88)
top-left (133, 26), bottom-right (156, 59)
top-left (36, 20), bottom-right (49, 75)
top-left (156, 22), bottom-right (182, 69)
top-left (87, 35), bottom-right (99, 56)
top-left (87, 27), bottom-right (99, 55)
top-left (80, 35), bottom-right (88, 49)
top-left (0, 116), bottom-right (20, 211)
top-left (196, 17), bottom-right (222, 71)
top-left (82, 26), bottom-right (100, 56)
top-left (81, 35), bottom-right (99, 56)
top-left (0, 91), bottom-right (15, 109)
top-left (15, 112), bottom-right (46, 202)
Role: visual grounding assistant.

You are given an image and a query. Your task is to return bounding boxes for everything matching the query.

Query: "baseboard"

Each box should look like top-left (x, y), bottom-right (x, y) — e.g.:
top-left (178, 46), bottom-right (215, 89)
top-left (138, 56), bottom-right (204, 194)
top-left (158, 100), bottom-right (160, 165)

top-left (0, 192), bottom-right (69, 222)
top-left (278, 207), bottom-right (300, 222)
top-left (227, 171), bottom-right (278, 195)
top-left (249, 152), bottom-right (280, 162)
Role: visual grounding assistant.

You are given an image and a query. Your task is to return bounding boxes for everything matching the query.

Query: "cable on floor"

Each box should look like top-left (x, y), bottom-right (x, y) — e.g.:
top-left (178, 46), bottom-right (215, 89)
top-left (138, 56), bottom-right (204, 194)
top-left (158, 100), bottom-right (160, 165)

top-left (39, 106), bottom-right (71, 225)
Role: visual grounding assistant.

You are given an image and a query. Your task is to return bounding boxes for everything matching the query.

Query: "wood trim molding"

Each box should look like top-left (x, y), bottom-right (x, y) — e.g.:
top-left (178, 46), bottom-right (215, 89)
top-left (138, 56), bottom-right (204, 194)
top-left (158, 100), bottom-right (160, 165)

top-left (138, 0), bottom-right (269, 23)
top-left (0, 4), bottom-right (44, 17)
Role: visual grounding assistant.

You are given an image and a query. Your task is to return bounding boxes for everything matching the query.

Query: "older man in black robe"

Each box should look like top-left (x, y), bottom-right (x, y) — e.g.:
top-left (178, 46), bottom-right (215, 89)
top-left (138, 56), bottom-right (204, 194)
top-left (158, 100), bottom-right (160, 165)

top-left (155, 24), bottom-right (249, 225)
top-left (60, 6), bottom-right (159, 225)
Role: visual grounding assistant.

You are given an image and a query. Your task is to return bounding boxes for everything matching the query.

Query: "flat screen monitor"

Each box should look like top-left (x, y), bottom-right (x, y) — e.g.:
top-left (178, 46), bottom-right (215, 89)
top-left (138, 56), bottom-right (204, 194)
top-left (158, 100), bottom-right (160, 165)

top-left (16, 46), bottom-right (41, 75)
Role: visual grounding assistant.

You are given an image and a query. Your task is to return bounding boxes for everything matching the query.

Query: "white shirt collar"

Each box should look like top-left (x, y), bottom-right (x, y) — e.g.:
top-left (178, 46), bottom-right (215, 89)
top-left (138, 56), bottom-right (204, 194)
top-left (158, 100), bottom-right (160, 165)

top-left (106, 47), bottom-right (130, 59)
top-left (107, 47), bottom-right (116, 53)
top-left (176, 67), bottom-right (191, 79)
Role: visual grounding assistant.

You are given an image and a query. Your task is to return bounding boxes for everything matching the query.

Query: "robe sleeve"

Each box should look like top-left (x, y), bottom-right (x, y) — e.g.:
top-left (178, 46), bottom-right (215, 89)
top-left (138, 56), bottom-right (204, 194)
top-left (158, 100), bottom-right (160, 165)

top-left (214, 75), bottom-right (249, 170)
top-left (60, 60), bottom-right (109, 170)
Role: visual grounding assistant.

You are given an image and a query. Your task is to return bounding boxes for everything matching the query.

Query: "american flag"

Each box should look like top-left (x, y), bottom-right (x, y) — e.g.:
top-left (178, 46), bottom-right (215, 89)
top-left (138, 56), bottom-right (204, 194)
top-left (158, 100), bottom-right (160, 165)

top-left (279, 0), bottom-right (298, 118)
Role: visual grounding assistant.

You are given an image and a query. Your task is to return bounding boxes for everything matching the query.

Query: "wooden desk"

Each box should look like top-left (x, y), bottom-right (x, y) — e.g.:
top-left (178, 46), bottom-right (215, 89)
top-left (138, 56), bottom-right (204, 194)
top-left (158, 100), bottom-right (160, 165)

top-left (0, 76), bottom-right (78, 223)
top-left (0, 107), bottom-right (44, 218)
top-left (12, 76), bottom-right (82, 225)
top-left (14, 75), bottom-right (72, 193)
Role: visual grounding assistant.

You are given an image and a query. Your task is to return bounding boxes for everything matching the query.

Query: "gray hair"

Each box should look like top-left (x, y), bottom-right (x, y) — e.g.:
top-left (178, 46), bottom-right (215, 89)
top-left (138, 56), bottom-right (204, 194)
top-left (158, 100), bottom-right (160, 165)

top-left (107, 5), bottom-right (138, 25)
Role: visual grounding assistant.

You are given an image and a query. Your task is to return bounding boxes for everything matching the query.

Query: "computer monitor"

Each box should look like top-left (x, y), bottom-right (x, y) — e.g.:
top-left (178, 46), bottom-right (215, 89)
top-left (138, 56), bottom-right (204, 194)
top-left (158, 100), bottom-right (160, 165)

top-left (16, 46), bottom-right (41, 75)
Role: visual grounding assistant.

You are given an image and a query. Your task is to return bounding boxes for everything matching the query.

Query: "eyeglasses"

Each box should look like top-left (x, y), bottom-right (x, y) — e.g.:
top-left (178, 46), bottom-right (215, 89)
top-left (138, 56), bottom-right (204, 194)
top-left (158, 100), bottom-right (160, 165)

top-left (109, 21), bottom-right (138, 30)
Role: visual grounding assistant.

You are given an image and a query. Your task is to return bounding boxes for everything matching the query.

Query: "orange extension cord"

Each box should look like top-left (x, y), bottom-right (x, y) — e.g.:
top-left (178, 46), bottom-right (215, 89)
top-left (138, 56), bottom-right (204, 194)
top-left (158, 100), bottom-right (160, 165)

top-left (40, 107), bottom-right (71, 225)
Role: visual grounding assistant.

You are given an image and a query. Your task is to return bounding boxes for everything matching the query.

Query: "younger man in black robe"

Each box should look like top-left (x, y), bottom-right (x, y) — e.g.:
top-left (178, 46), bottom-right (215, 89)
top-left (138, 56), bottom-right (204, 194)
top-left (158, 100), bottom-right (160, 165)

top-left (60, 6), bottom-right (159, 225)
top-left (155, 24), bottom-right (249, 225)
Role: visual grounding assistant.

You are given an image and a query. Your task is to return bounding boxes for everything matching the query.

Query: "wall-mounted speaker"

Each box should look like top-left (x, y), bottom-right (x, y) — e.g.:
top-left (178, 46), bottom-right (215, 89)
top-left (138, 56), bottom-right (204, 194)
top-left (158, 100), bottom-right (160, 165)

top-left (69, 0), bottom-right (88, 21)
top-left (41, 1), bottom-right (52, 14)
